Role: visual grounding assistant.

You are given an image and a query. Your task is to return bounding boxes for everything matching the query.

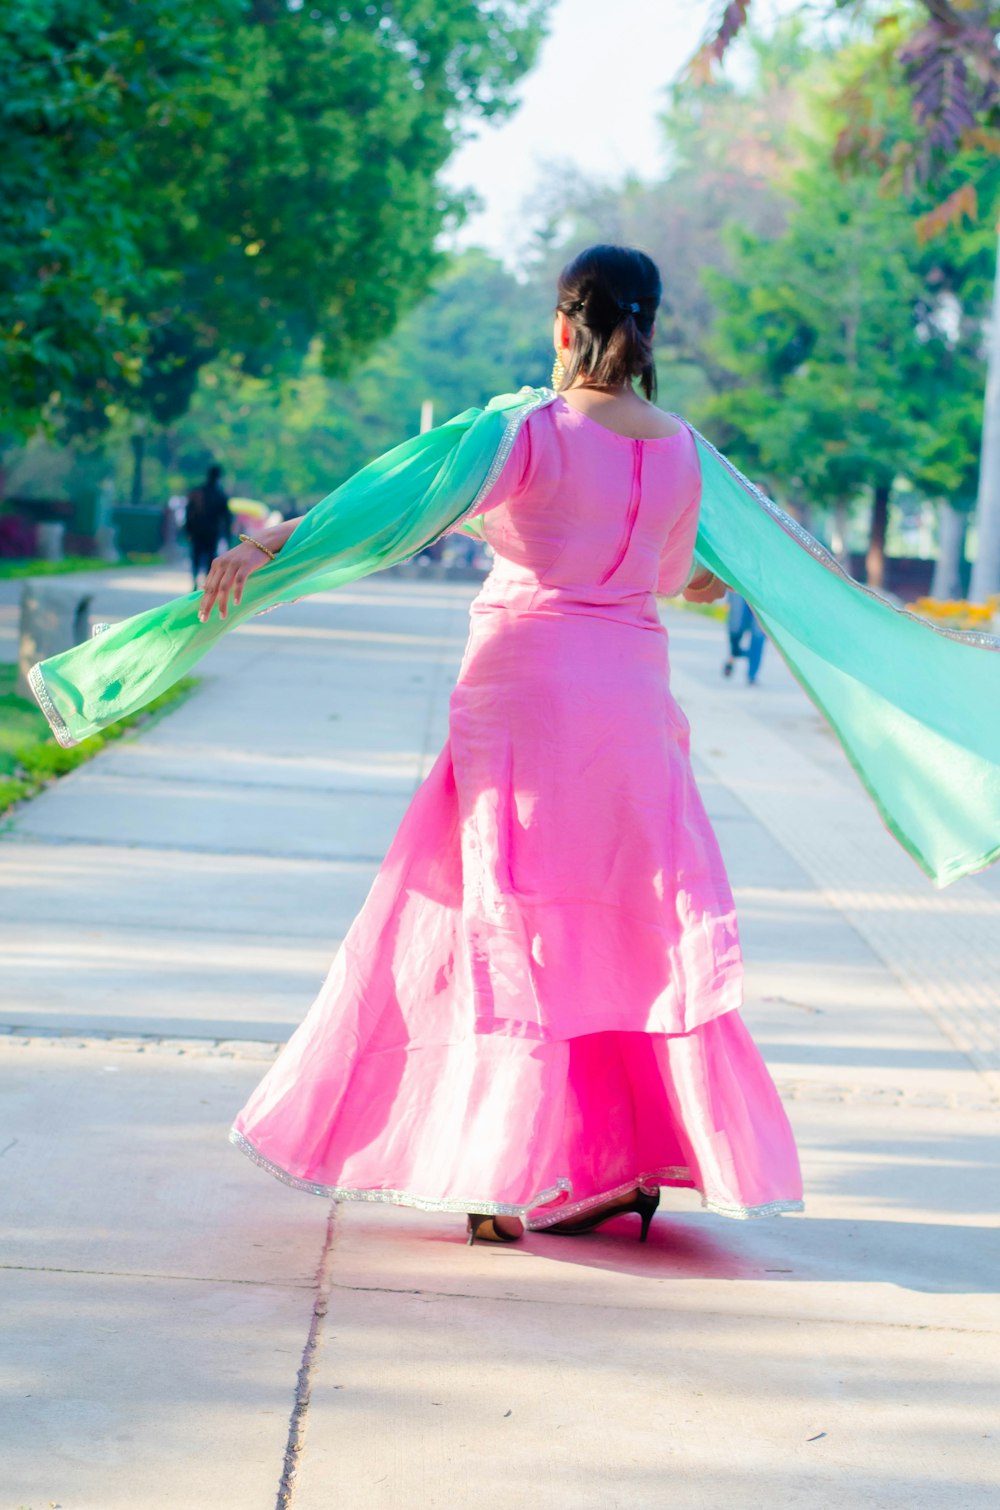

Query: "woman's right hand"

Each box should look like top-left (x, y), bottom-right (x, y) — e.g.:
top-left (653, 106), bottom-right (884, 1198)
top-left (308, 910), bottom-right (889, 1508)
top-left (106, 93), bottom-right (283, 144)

top-left (683, 568), bottom-right (728, 604)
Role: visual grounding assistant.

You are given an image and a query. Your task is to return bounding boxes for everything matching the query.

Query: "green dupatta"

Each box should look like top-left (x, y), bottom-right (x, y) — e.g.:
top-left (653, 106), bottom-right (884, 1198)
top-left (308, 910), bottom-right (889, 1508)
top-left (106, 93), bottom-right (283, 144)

top-left (27, 386), bottom-right (1000, 887)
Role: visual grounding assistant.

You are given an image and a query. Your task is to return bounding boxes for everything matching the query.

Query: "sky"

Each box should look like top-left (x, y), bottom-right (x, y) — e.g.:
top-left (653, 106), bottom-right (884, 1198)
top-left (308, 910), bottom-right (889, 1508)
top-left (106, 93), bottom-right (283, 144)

top-left (441, 0), bottom-right (793, 263)
top-left (440, 0), bottom-right (714, 261)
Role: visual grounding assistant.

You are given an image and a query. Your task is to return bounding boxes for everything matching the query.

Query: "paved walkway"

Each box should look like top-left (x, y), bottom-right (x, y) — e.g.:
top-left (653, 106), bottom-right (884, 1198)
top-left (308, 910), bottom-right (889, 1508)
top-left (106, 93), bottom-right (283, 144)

top-left (1, 567), bottom-right (998, 1509)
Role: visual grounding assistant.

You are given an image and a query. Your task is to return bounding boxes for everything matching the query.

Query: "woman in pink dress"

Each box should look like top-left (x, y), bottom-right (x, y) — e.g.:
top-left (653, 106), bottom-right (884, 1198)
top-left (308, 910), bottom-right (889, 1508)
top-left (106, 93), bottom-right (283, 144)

top-left (208, 244), bottom-right (804, 1244)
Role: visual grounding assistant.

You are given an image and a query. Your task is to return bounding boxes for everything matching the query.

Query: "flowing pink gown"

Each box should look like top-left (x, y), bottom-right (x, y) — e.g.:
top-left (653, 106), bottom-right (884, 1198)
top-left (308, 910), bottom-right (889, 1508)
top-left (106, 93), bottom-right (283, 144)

top-left (232, 395), bottom-right (803, 1223)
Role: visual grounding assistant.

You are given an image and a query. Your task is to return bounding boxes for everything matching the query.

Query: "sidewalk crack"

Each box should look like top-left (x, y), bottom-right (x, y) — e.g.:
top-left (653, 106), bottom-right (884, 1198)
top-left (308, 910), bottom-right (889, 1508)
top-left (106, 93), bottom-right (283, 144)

top-left (275, 1206), bottom-right (337, 1510)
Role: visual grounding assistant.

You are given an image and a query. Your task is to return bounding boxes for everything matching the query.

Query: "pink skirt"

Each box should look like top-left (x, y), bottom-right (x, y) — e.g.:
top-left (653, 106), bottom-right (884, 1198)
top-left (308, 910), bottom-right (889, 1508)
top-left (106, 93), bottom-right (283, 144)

top-left (232, 1015), bottom-right (802, 1223)
top-left (231, 731), bottom-right (803, 1223)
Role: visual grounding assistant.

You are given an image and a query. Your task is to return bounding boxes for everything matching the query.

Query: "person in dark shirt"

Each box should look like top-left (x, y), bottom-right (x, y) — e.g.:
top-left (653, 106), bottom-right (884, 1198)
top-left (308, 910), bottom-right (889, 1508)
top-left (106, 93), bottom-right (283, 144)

top-left (185, 465), bottom-right (231, 588)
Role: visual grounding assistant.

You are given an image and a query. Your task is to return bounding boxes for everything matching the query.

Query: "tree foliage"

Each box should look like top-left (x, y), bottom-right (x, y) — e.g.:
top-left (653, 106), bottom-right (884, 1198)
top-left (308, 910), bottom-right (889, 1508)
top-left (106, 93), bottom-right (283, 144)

top-left (128, 249), bottom-right (554, 505)
top-left (691, 0), bottom-right (1000, 219)
top-left (0, 0), bottom-right (238, 434)
top-left (703, 43), bottom-right (997, 516)
top-left (0, 0), bottom-right (549, 439)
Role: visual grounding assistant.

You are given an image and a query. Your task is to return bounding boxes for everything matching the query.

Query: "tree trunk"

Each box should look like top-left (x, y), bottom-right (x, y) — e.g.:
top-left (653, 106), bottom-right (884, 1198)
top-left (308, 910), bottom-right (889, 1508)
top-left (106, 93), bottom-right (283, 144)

top-left (865, 481), bottom-right (891, 589)
top-left (831, 502), bottom-right (850, 564)
top-left (130, 431), bottom-right (145, 507)
top-left (930, 504), bottom-right (968, 600)
top-left (970, 228), bottom-right (1000, 602)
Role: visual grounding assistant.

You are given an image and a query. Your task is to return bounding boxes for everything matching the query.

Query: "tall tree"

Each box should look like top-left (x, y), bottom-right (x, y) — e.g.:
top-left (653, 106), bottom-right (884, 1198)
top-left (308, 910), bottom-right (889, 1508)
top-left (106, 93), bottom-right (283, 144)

top-left (1, 0), bottom-right (550, 455)
top-left (696, 33), bottom-right (997, 588)
top-left (0, 0), bottom-right (240, 438)
top-left (691, 2), bottom-right (1000, 598)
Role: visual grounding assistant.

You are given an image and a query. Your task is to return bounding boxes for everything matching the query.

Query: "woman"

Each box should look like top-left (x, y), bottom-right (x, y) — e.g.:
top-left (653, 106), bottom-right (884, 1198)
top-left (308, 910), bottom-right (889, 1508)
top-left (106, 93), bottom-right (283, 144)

top-left (29, 246), bottom-right (1000, 1243)
top-left (208, 245), bottom-right (804, 1243)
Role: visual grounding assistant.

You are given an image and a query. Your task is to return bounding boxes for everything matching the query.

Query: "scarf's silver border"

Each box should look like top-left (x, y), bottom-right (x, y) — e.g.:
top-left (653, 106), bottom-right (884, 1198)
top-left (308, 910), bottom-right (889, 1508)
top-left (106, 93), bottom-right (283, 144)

top-left (452, 386), bottom-right (560, 529)
top-left (26, 662), bottom-right (75, 748)
top-left (230, 1128), bottom-right (803, 1223)
top-left (681, 420), bottom-right (1000, 653)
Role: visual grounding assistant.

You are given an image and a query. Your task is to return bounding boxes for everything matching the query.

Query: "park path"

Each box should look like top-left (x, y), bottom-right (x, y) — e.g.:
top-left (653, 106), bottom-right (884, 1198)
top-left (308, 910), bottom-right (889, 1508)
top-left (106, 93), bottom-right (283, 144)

top-left (1, 566), bottom-right (998, 1510)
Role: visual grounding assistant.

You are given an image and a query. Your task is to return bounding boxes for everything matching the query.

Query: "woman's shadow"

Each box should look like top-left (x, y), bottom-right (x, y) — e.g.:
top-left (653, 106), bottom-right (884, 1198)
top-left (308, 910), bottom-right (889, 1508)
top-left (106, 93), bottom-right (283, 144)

top-left (511, 1207), bottom-right (998, 1294)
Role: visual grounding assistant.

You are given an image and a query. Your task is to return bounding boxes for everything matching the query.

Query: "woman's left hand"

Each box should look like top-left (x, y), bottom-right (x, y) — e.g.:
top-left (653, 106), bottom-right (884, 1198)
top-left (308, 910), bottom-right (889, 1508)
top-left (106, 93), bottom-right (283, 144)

top-left (198, 540), bottom-right (273, 622)
top-left (683, 568), bottom-right (728, 604)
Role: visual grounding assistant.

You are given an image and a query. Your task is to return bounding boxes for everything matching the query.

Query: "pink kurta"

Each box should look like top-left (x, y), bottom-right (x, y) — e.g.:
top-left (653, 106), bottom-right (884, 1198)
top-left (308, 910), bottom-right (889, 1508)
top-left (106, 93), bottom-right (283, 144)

top-left (232, 396), bottom-right (803, 1222)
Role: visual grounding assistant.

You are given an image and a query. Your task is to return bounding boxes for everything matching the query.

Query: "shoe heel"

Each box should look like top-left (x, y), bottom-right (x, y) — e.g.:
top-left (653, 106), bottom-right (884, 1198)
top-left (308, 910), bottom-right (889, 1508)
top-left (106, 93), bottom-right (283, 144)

top-left (637, 1187), bottom-right (660, 1244)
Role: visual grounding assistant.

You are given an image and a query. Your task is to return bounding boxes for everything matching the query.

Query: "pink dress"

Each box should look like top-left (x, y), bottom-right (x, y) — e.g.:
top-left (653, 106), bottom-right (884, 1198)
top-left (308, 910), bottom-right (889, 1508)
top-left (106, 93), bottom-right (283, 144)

top-left (232, 396), bottom-right (803, 1222)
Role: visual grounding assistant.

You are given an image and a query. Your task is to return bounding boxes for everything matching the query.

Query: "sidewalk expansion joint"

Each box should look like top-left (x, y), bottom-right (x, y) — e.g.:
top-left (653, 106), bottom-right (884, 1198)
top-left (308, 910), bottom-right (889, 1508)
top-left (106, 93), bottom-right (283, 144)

top-left (0, 1262), bottom-right (313, 1288)
top-left (275, 1208), bottom-right (338, 1510)
top-left (322, 1279), bottom-right (995, 1333)
top-left (774, 1078), bottom-right (1000, 1113)
top-left (0, 1026), bottom-right (283, 1058)
top-left (37, 769), bottom-right (417, 799)
top-left (1, 832), bottom-right (387, 864)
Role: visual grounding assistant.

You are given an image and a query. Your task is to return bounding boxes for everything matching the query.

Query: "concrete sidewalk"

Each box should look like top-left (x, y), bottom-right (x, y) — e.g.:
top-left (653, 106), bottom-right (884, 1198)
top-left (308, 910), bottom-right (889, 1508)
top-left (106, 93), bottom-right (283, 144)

top-left (2, 568), bottom-right (998, 1509)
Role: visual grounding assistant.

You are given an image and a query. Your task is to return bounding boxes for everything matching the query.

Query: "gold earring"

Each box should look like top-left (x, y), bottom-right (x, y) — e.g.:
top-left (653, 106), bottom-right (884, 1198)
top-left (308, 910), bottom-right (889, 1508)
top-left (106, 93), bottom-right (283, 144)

top-left (551, 351), bottom-right (566, 390)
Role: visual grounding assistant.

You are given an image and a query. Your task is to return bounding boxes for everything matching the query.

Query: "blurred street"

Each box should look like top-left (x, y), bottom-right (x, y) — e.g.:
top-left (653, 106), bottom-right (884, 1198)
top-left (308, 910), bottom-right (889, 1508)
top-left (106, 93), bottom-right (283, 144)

top-left (2, 567), bottom-right (998, 1510)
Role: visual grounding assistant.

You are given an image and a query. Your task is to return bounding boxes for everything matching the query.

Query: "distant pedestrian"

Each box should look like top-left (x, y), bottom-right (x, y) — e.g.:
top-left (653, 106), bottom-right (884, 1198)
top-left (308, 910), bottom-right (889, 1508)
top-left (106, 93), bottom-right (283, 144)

top-left (724, 591), bottom-right (765, 685)
top-left (185, 465), bottom-right (231, 589)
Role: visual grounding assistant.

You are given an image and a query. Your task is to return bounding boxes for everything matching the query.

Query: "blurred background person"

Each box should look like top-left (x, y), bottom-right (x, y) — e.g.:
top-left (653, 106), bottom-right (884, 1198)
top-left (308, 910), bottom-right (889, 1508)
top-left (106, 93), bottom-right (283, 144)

top-left (724, 590), bottom-right (766, 686)
top-left (185, 464), bottom-right (231, 589)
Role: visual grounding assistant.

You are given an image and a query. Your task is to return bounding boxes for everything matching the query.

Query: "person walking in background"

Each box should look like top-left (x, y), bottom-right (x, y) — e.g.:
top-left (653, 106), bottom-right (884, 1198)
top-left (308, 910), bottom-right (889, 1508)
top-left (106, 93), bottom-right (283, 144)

top-left (724, 590), bottom-right (766, 685)
top-left (185, 464), bottom-right (231, 588)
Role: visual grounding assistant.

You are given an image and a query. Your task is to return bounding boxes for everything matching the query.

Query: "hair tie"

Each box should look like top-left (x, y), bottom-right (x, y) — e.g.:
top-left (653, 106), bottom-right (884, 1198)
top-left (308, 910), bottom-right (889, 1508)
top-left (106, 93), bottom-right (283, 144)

top-left (618, 300), bottom-right (641, 316)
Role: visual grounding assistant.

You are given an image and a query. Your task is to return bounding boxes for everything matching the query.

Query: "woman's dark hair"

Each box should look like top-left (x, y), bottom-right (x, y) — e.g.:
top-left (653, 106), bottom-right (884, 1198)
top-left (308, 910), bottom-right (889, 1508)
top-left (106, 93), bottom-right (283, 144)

top-left (555, 244), bottom-right (662, 400)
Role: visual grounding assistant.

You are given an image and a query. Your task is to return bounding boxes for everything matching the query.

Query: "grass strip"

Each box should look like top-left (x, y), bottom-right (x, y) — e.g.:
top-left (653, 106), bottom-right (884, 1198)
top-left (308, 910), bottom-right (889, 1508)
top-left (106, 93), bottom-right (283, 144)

top-left (0, 665), bottom-right (198, 817)
top-left (0, 554), bottom-right (165, 580)
top-left (661, 596), bottom-right (728, 622)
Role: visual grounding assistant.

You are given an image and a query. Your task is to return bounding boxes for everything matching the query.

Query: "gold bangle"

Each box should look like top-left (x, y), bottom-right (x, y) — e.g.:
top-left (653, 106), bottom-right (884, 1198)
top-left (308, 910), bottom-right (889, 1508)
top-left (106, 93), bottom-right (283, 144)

top-left (239, 532), bottom-right (276, 562)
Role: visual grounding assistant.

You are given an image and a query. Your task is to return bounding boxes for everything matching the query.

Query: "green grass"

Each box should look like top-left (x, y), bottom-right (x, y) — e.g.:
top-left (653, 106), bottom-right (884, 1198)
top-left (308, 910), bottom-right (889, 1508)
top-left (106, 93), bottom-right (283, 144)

top-left (663, 596), bottom-right (728, 621)
top-left (0, 665), bottom-right (198, 816)
top-left (0, 553), bottom-right (165, 580)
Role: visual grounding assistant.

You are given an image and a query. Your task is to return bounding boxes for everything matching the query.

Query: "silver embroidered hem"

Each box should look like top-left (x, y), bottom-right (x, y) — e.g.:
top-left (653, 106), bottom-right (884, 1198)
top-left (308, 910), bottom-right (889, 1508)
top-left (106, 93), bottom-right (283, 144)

top-left (527, 1171), bottom-right (803, 1226)
top-left (26, 662), bottom-right (76, 748)
top-left (229, 1128), bottom-right (569, 1217)
top-left (230, 1130), bottom-right (803, 1223)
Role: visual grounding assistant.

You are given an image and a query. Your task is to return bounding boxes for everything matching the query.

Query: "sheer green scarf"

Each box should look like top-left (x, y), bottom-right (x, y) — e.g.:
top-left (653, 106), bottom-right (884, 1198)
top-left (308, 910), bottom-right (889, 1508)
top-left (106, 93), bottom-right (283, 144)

top-left (28, 386), bottom-right (1000, 886)
top-left (688, 429), bottom-right (1000, 887)
top-left (28, 387), bottom-right (551, 748)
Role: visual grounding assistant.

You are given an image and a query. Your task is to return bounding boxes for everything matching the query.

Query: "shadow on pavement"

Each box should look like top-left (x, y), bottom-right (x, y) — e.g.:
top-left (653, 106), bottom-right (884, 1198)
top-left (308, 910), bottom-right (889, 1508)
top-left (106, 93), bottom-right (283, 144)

top-left (513, 1212), bottom-right (999, 1294)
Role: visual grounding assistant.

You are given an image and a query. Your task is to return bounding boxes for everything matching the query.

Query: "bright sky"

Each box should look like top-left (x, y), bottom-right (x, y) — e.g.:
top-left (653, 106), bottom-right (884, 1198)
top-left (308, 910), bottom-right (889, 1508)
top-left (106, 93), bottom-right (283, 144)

top-left (441, 0), bottom-right (787, 262)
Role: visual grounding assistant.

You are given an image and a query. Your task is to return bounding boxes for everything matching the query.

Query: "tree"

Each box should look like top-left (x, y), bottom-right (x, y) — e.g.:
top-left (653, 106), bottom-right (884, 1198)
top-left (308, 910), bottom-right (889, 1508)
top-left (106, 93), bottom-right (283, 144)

top-left (691, 0), bottom-right (1000, 209)
top-left (694, 33), bottom-right (997, 588)
top-left (690, 1), bottom-right (1000, 598)
top-left (704, 184), bottom-right (922, 584)
top-left (0, 0), bottom-right (240, 437)
top-left (0, 0), bottom-right (550, 456)
top-left (122, 249), bottom-right (553, 506)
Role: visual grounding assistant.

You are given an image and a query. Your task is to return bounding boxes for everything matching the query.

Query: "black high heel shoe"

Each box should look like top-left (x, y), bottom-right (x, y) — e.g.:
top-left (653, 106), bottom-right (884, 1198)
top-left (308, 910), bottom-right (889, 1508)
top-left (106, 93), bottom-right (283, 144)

top-left (466, 1213), bottom-right (523, 1246)
top-left (539, 1185), bottom-right (660, 1243)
